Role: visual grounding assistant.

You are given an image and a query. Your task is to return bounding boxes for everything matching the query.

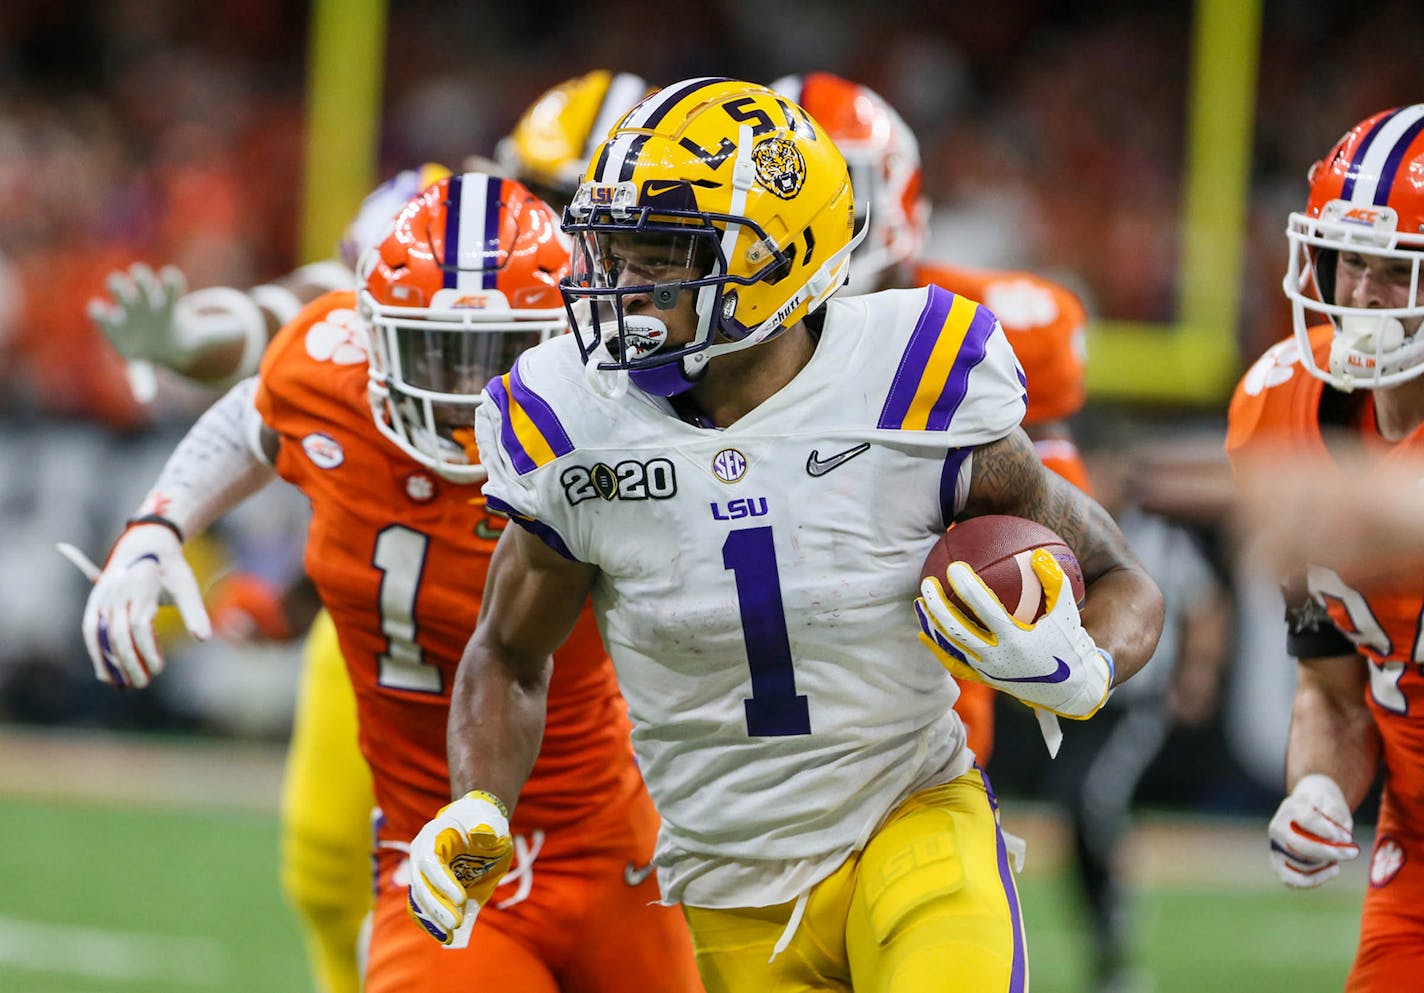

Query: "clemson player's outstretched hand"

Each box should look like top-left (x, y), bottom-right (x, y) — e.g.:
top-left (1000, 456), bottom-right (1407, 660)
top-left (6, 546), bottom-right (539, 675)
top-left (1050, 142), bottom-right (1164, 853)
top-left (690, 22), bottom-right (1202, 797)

top-left (915, 548), bottom-right (1113, 719)
top-left (87, 263), bottom-right (190, 366)
top-left (81, 523), bottom-right (211, 690)
top-left (407, 791), bottom-right (514, 948)
top-left (1268, 774), bottom-right (1360, 889)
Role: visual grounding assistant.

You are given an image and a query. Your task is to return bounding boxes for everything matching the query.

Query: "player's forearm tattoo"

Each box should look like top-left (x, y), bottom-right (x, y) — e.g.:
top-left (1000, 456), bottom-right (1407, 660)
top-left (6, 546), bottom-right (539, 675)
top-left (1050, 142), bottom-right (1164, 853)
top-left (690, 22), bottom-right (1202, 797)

top-left (962, 429), bottom-right (1134, 581)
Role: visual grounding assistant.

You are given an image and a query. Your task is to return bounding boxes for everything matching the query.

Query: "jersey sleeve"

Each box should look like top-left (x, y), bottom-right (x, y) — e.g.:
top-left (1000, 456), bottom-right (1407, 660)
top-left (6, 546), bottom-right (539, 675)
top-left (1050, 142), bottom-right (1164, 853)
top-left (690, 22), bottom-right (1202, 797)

top-left (871, 285), bottom-right (1028, 448)
top-left (474, 353), bottom-right (582, 560)
top-left (916, 263), bottom-right (1086, 425)
top-left (254, 290), bottom-right (362, 435)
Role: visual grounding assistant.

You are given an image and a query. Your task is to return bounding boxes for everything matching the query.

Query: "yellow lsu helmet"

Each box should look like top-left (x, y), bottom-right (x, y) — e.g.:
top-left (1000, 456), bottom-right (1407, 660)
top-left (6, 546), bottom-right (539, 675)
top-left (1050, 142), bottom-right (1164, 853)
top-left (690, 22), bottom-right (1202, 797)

top-left (495, 70), bottom-right (653, 210)
top-left (562, 77), bottom-right (860, 396)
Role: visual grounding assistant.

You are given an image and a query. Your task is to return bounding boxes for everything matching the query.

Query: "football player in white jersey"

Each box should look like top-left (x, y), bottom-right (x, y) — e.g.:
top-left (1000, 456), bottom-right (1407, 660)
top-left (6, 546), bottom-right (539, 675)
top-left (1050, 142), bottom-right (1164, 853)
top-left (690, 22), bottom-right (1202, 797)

top-left (406, 77), bottom-right (1164, 993)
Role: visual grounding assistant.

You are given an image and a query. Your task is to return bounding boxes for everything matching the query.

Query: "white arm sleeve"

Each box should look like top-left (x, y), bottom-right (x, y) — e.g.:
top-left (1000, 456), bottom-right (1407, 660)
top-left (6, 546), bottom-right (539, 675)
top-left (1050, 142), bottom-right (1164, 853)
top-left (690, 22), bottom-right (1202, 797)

top-left (133, 377), bottom-right (278, 537)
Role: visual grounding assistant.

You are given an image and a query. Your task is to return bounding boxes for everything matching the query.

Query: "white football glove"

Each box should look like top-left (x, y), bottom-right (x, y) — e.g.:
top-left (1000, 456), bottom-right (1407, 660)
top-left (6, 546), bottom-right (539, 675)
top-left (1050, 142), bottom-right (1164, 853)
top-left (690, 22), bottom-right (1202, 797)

top-left (81, 523), bottom-right (212, 689)
top-left (916, 548), bottom-right (1113, 719)
top-left (407, 791), bottom-right (514, 949)
top-left (1268, 774), bottom-right (1360, 889)
top-left (87, 263), bottom-right (192, 368)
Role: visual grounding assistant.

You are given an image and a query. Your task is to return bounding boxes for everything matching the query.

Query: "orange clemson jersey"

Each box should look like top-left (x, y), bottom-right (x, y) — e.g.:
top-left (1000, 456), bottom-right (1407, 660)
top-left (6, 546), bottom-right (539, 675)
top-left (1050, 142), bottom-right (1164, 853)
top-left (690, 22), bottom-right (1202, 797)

top-left (255, 291), bottom-right (641, 840)
top-left (1228, 325), bottom-right (1424, 825)
top-left (914, 262), bottom-right (1088, 426)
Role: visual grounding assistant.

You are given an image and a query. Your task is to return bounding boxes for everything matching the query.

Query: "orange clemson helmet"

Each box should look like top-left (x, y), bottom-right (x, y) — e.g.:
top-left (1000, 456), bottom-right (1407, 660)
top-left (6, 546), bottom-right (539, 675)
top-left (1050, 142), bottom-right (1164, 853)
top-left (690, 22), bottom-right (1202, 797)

top-left (1285, 104), bottom-right (1424, 390)
top-left (358, 172), bottom-right (570, 480)
top-left (770, 72), bottom-right (928, 294)
top-left (340, 162), bottom-right (453, 269)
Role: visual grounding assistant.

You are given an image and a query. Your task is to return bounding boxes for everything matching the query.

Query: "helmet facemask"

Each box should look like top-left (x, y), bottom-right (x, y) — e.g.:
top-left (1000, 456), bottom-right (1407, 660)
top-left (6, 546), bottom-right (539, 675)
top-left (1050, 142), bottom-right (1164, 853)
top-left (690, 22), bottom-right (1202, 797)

top-left (357, 172), bottom-right (572, 481)
top-left (1285, 200), bottom-right (1424, 392)
top-left (562, 179), bottom-right (791, 397)
top-left (362, 284), bottom-right (565, 480)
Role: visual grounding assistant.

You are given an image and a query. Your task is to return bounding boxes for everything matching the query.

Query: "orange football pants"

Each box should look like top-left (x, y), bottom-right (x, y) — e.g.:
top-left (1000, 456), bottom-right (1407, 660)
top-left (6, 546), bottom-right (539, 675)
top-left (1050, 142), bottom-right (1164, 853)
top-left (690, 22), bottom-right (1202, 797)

top-left (365, 784), bottom-right (704, 993)
top-left (1347, 797), bottom-right (1424, 992)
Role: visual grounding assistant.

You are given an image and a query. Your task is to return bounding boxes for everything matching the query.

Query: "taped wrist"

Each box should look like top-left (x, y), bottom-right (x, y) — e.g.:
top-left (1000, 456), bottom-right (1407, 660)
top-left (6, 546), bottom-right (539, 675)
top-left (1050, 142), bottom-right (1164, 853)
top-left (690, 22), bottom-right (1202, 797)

top-left (124, 514), bottom-right (184, 543)
top-left (1283, 585), bottom-right (1354, 658)
top-left (133, 377), bottom-right (276, 537)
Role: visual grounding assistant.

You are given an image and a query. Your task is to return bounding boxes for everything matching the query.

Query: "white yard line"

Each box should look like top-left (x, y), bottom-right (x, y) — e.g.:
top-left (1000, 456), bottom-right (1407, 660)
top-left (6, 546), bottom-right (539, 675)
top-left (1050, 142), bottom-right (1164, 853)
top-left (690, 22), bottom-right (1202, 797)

top-left (0, 913), bottom-right (227, 986)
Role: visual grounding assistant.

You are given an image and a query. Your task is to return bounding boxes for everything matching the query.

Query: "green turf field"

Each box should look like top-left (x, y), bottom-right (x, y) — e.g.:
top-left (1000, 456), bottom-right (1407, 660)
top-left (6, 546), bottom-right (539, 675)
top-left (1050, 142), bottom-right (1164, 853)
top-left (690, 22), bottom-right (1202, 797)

top-left (0, 793), bottom-right (1363, 992)
top-left (0, 798), bottom-right (308, 992)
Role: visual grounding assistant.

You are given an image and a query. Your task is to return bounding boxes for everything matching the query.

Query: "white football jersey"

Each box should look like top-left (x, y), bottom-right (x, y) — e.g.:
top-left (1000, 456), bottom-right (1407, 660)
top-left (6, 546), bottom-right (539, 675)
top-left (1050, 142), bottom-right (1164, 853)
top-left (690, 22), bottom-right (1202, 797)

top-left (476, 285), bottom-right (1027, 906)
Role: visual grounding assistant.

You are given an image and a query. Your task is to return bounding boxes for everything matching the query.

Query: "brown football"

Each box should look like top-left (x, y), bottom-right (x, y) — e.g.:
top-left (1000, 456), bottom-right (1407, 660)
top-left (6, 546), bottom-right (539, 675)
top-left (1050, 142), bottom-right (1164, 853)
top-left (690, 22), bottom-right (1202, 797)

top-left (919, 515), bottom-right (1085, 625)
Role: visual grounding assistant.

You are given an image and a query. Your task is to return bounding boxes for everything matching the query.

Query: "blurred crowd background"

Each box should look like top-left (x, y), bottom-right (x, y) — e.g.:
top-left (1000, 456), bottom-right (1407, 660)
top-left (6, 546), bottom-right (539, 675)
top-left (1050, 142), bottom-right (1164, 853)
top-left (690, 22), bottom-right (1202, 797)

top-left (3, 0), bottom-right (1424, 814)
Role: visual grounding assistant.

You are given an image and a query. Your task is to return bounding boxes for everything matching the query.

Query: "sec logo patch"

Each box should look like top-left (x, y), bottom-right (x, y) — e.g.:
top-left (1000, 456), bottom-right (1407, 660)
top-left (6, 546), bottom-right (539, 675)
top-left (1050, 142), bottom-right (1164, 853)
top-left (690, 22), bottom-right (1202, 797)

top-left (712, 448), bottom-right (747, 483)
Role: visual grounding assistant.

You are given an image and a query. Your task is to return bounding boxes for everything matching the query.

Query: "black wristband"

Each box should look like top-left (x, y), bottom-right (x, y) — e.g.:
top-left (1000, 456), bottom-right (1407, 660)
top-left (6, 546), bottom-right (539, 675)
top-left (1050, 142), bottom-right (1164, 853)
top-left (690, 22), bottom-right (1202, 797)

top-left (125, 514), bottom-right (185, 543)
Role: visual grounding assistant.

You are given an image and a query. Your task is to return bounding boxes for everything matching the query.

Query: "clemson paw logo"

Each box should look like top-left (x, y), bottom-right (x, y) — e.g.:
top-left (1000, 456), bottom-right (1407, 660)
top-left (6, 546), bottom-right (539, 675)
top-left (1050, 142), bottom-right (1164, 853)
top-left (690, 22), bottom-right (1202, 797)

top-left (305, 308), bottom-right (368, 365)
top-left (1370, 835), bottom-right (1405, 888)
top-left (1242, 340), bottom-right (1299, 397)
top-left (752, 136), bottom-right (806, 200)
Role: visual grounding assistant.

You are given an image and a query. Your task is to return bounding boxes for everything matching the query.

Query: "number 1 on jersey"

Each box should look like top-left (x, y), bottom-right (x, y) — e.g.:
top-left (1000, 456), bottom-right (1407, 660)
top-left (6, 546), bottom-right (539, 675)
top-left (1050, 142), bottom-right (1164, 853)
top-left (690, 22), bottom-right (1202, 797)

top-left (723, 527), bottom-right (811, 736)
top-left (373, 525), bottom-right (443, 694)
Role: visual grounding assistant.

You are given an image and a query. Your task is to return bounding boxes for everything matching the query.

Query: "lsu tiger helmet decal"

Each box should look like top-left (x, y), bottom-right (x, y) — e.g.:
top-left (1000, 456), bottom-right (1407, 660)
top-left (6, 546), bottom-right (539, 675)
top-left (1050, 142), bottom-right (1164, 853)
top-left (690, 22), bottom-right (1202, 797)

top-left (561, 77), bottom-right (860, 397)
top-left (495, 70), bottom-right (653, 211)
top-left (359, 172), bottom-right (570, 480)
top-left (771, 72), bottom-right (927, 295)
top-left (1285, 104), bottom-right (1424, 391)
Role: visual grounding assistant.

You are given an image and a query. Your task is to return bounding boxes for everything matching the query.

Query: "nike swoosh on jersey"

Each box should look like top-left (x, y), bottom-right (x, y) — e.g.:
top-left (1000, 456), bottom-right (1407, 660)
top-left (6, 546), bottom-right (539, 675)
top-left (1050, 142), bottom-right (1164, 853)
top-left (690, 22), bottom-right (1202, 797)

top-left (806, 443), bottom-right (871, 477)
top-left (474, 518), bottom-right (504, 541)
top-left (996, 656), bottom-right (1072, 684)
top-left (623, 861), bottom-right (655, 887)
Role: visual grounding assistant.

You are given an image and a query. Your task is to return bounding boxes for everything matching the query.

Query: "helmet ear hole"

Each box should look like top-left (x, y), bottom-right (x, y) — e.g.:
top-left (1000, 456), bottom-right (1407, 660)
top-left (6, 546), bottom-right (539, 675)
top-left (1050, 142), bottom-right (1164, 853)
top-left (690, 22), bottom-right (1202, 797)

top-left (762, 254), bottom-right (792, 286)
top-left (1312, 248), bottom-right (1338, 306)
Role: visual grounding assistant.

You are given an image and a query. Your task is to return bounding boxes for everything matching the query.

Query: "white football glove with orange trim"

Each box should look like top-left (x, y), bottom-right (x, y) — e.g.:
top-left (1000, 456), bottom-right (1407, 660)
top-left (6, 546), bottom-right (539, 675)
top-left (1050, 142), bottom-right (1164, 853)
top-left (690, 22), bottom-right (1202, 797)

top-left (915, 548), bottom-right (1113, 720)
top-left (407, 791), bottom-right (514, 948)
top-left (1268, 774), bottom-right (1360, 889)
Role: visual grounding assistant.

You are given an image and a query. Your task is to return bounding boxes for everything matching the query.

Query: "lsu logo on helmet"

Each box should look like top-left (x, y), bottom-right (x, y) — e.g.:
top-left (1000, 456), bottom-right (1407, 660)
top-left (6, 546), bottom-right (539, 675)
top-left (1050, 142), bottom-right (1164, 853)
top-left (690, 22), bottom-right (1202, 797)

top-left (752, 136), bottom-right (806, 199)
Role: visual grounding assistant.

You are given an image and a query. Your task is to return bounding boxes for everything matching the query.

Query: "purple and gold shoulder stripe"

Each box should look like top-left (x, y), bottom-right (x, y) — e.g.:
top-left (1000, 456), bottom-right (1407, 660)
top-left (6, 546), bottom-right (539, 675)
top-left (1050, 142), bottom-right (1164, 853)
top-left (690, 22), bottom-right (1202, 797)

top-left (484, 360), bottom-right (574, 475)
top-left (878, 285), bottom-right (1000, 431)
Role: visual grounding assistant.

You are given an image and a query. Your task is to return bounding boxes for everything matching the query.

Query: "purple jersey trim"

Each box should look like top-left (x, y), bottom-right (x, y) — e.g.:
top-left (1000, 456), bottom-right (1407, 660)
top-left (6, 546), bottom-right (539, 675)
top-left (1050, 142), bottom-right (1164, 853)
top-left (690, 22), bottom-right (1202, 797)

top-left (879, 285), bottom-right (954, 429)
top-left (938, 446), bottom-right (971, 528)
top-left (926, 303), bottom-right (997, 431)
top-left (484, 495), bottom-right (577, 561)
